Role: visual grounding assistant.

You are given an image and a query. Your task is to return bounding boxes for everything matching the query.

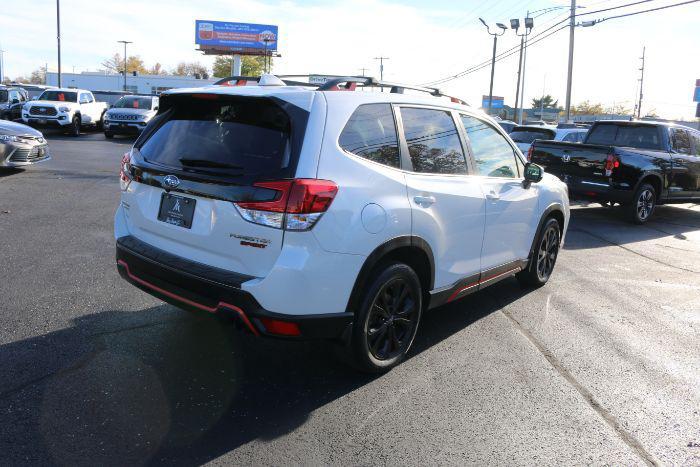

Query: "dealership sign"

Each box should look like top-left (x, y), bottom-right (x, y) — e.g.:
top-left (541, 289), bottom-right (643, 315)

top-left (195, 20), bottom-right (278, 51)
top-left (482, 95), bottom-right (504, 109)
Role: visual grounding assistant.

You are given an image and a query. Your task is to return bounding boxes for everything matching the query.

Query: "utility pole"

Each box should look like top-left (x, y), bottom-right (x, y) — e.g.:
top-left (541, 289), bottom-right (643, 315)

top-left (0, 48), bottom-right (5, 85)
top-left (564, 0), bottom-right (576, 122)
top-left (514, 35), bottom-right (524, 122)
top-left (519, 13), bottom-right (532, 124)
top-left (540, 74), bottom-right (546, 118)
top-left (637, 46), bottom-right (645, 119)
top-left (56, 0), bottom-right (62, 87)
top-left (117, 40), bottom-right (132, 92)
top-left (359, 67), bottom-right (369, 77)
top-left (479, 18), bottom-right (506, 115)
top-left (374, 57), bottom-right (389, 91)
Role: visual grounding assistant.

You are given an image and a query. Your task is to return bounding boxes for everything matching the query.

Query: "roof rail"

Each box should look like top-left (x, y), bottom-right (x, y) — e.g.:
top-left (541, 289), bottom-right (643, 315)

top-left (213, 74), bottom-right (469, 106)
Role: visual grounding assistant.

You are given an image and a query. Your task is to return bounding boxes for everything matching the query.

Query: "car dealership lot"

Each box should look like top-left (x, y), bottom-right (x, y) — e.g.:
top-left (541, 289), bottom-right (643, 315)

top-left (1, 133), bottom-right (699, 465)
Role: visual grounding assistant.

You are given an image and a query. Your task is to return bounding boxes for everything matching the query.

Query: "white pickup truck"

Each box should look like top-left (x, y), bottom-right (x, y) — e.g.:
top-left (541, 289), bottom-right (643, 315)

top-left (22, 88), bottom-right (108, 136)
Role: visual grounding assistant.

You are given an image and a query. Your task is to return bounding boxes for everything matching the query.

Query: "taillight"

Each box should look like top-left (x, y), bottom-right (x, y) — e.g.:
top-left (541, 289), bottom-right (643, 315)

top-left (604, 153), bottom-right (619, 177)
top-left (526, 145), bottom-right (534, 162)
top-left (234, 179), bottom-right (338, 230)
top-left (119, 151), bottom-right (132, 191)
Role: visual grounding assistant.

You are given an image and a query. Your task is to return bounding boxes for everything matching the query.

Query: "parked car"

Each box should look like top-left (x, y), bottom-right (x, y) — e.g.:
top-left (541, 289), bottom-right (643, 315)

top-left (497, 120), bottom-right (517, 133)
top-left (0, 120), bottom-right (50, 168)
top-left (21, 88), bottom-right (108, 136)
top-left (0, 86), bottom-right (29, 121)
top-left (529, 120), bottom-right (700, 223)
top-left (104, 95), bottom-right (159, 138)
top-left (115, 74), bottom-right (569, 372)
top-left (510, 125), bottom-right (588, 154)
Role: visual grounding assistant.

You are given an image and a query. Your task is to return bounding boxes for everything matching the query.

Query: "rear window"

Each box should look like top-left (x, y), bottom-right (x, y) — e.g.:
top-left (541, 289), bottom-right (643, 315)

top-left (510, 129), bottom-right (555, 143)
top-left (586, 124), bottom-right (662, 150)
top-left (138, 96), bottom-right (301, 178)
top-left (39, 91), bottom-right (77, 102)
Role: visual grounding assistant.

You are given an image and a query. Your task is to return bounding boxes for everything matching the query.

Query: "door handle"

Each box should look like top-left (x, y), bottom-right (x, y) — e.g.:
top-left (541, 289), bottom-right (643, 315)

top-left (414, 195), bottom-right (436, 207)
top-left (486, 191), bottom-right (500, 201)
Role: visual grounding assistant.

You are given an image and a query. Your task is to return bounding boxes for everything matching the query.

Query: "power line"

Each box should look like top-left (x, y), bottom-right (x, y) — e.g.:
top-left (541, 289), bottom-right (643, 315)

top-left (420, 0), bottom-right (696, 87)
top-left (577, 0), bottom-right (656, 16)
top-left (594, 0), bottom-right (699, 23)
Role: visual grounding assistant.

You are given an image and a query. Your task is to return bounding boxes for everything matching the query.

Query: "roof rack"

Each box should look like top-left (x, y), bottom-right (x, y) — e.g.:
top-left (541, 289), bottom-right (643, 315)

top-left (213, 74), bottom-right (469, 106)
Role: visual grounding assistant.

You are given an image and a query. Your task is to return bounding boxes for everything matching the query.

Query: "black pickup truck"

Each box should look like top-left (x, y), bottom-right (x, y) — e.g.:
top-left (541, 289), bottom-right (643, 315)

top-left (529, 120), bottom-right (700, 223)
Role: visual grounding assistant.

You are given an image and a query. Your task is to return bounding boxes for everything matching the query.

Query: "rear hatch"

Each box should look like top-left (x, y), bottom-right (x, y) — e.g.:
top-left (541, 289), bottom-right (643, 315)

top-left (121, 90), bottom-right (313, 278)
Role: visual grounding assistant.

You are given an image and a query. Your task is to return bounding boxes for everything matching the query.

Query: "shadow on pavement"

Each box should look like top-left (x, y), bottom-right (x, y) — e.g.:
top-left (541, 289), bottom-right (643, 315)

top-left (564, 203), bottom-right (700, 250)
top-left (0, 167), bottom-right (24, 178)
top-left (0, 279), bottom-right (527, 465)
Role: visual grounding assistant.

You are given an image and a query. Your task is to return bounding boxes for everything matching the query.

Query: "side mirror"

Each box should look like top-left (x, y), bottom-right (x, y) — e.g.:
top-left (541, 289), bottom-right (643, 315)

top-left (523, 162), bottom-right (543, 186)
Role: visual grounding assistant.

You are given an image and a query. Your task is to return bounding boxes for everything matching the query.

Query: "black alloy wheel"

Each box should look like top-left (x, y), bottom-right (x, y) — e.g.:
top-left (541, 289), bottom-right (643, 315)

top-left (631, 183), bottom-right (656, 224)
top-left (536, 223), bottom-right (560, 282)
top-left (517, 217), bottom-right (561, 288)
top-left (366, 278), bottom-right (419, 361)
top-left (349, 262), bottom-right (423, 372)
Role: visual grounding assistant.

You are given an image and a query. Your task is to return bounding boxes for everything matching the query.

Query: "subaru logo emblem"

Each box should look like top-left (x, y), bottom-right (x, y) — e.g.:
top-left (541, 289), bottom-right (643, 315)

top-left (164, 175), bottom-right (180, 188)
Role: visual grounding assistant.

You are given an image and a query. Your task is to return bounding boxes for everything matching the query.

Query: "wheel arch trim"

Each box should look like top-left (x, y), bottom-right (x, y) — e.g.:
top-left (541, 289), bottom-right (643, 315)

top-left (345, 236), bottom-right (435, 314)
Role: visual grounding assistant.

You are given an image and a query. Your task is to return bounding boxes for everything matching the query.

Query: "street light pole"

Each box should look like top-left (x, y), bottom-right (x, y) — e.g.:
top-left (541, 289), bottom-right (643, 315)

top-left (564, 0), bottom-right (576, 122)
top-left (117, 40), bottom-right (132, 92)
top-left (479, 18), bottom-right (506, 115)
top-left (56, 0), bottom-right (62, 87)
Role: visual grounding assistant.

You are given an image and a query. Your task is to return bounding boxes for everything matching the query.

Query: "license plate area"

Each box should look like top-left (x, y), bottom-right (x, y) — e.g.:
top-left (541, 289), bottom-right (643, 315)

top-left (157, 193), bottom-right (196, 229)
top-left (37, 119), bottom-right (47, 125)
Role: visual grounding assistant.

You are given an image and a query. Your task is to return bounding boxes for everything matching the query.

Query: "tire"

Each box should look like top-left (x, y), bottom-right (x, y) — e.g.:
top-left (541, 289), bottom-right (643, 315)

top-left (104, 131), bottom-right (114, 139)
top-left (70, 115), bottom-right (81, 137)
top-left (627, 183), bottom-right (656, 224)
top-left (348, 262), bottom-right (423, 373)
top-left (97, 111), bottom-right (106, 130)
top-left (517, 217), bottom-right (561, 288)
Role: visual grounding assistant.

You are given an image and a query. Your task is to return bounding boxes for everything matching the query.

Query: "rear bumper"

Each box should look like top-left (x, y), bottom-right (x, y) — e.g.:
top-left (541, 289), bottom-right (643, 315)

top-left (116, 235), bottom-right (353, 340)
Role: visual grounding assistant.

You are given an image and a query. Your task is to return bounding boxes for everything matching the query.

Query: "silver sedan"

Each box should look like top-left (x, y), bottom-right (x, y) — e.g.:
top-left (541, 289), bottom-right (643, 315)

top-left (0, 120), bottom-right (50, 168)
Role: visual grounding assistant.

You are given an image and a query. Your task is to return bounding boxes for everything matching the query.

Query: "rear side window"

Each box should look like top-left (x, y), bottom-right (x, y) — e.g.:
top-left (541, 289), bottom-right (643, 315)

top-left (138, 96), bottom-right (295, 178)
top-left (671, 129), bottom-right (692, 154)
top-left (339, 104), bottom-right (400, 168)
top-left (561, 132), bottom-right (581, 142)
top-left (510, 129), bottom-right (555, 143)
top-left (691, 132), bottom-right (700, 156)
top-left (587, 124), bottom-right (661, 150)
top-left (461, 115), bottom-right (520, 178)
top-left (400, 107), bottom-right (467, 175)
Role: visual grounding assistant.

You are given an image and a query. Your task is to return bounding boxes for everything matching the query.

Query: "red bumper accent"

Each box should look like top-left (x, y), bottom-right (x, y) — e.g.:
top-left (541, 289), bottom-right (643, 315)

top-left (117, 259), bottom-right (260, 336)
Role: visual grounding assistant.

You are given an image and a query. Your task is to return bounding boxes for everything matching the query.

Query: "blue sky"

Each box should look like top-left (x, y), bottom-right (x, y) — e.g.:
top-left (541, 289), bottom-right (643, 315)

top-left (1, 0), bottom-right (698, 119)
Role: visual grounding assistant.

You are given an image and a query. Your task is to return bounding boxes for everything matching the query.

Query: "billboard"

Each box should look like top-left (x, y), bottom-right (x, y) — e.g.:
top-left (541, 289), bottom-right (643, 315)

top-left (195, 20), bottom-right (278, 51)
top-left (482, 95), bottom-right (504, 109)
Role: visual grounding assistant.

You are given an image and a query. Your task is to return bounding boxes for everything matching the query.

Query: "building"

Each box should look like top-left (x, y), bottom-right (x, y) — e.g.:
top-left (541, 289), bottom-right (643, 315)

top-left (46, 71), bottom-right (217, 95)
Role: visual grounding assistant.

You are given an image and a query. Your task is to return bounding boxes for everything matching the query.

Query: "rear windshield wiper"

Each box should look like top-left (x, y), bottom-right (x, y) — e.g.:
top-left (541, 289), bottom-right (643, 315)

top-left (179, 158), bottom-right (244, 170)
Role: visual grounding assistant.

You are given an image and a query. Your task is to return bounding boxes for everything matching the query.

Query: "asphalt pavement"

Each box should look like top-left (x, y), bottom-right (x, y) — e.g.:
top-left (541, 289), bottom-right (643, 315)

top-left (1, 131), bottom-right (698, 466)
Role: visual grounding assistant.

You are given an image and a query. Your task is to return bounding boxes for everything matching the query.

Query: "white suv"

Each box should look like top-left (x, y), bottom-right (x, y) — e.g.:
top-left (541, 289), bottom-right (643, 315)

top-left (115, 75), bottom-right (569, 372)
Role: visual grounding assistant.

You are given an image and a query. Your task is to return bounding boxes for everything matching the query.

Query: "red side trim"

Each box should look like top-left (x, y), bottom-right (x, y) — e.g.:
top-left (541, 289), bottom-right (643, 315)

top-left (446, 267), bottom-right (521, 303)
top-left (117, 260), bottom-right (260, 336)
